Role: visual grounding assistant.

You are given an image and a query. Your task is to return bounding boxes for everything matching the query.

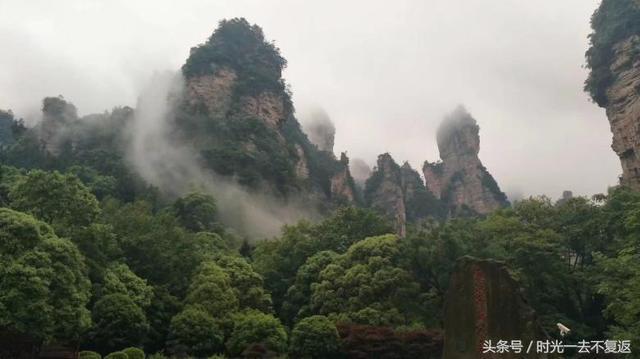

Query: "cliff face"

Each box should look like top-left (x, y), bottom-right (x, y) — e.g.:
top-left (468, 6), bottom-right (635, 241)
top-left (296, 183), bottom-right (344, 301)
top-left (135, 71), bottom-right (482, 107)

top-left (365, 154), bottom-right (444, 236)
top-left (602, 35), bottom-right (640, 190)
top-left (176, 18), bottom-right (357, 205)
top-left (585, 1), bottom-right (640, 190)
top-left (365, 154), bottom-right (407, 237)
top-left (330, 153), bottom-right (357, 204)
top-left (423, 107), bottom-right (508, 216)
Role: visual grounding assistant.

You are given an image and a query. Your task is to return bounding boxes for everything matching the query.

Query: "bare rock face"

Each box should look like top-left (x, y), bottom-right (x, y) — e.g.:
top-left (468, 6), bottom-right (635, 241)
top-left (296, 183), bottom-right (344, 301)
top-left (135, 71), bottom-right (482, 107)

top-left (423, 107), bottom-right (508, 216)
top-left (330, 153), bottom-right (357, 203)
top-left (176, 18), bottom-right (358, 207)
top-left (444, 257), bottom-right (549, 359)
top-left (239, 91), bottom-right (288, 130)
top-left (185, 67), bottom-right (237, 118)
top-left (365, 153), bottom-right (407, 237)
top-left (603, 35), bottom-right (640, 190)
top-left (401, 162), bottom-right (446, 222)
top-left (365, 155), bottom-right (447, 235)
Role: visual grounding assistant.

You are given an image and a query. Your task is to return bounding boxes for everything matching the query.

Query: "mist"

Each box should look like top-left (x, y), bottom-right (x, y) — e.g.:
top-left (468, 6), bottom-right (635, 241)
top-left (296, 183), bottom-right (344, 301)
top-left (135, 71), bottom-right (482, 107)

top-left (300, 106), bottom-right (336, 153)
top-left (0, 0), bottom-right (620, 199)
top-left (349, 158), bottom-right (372, 188)
top-left (129, 71), bottom-right (318, 239)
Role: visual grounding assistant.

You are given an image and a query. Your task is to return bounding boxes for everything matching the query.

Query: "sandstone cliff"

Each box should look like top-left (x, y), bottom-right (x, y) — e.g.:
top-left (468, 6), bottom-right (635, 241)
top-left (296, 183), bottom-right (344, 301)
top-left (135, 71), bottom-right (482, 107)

top-left (176, 18), bottom-right (357, 205)
top-left (365, 153), bottom-right (407, 236)
top-left (423, 107), bottom-right (508, 216)
top-left (600, 35), bottom-right (640, 190)
top-left (330, 153), bottom-right (357, 204)
top-left (585, 0), bottom-right (640, 190)
top-left (365, 154), bottom-right (444, 236)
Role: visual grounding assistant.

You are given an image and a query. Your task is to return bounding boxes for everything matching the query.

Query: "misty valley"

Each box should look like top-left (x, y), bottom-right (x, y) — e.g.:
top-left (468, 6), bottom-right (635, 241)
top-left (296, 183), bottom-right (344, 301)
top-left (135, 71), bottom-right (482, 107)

top-left (1, 1), bottom-right (640, 359)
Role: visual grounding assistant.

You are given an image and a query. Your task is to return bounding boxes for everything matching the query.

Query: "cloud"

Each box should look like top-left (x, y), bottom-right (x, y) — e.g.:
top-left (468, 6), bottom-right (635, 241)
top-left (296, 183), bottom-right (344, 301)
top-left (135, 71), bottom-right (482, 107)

top-left (128, 71), bottom-right (318, 239)
top-left (0, 0), bottom-right (619, 199)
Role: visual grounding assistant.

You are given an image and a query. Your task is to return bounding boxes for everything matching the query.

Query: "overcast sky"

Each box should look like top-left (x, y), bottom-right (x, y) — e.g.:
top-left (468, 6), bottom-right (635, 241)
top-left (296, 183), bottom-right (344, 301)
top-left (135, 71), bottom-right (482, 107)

top-left (0, 0), bottom-right (619, 199)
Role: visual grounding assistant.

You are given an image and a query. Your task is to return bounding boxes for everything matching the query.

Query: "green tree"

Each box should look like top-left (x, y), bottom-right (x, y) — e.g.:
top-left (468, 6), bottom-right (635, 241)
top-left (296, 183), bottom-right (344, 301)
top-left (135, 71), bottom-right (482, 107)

top-left (585, 0), bottom-right (640, 106)
top-left (215, 255), bottom-right (272, 312)
top-left (122, 347), bottom-right (145, 359)
top-left (593, 187), bottom-right (640, 349)
top-left (310, 235), bottom-right (421, 326)
top-left (172, 192), bottom-right (218, 232)
top-left (100, 199), bottom-right (216, 295)
top-left (91, 293), bottom-right (150, 353)
top-left (102, 263), bottom-right (154, 309)
top-left (0, 207), bottom-right (91, 341)
top-left (226, 311), bottom-right (288, 357)
top-left (282, 251), bottom-right (339, 324)
top-left (168, 306), bottom-right (224, 357)
top-left (185, 261), bottom-right (239, 316)
top-left (104, 352), bottom-right (128, 359)
top-left (289, 315), bottom-right (340, 359)
top-left (78, 351), bottom-right (101, 359)
top-left (253, 207), bottom-right (392, 315)
top-left (9, 169), bottom-right (99, 234)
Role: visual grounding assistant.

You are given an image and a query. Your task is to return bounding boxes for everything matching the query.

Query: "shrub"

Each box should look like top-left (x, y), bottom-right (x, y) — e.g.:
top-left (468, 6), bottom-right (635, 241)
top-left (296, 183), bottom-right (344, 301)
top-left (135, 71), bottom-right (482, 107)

top-left (226, 311), bottom-right (287, 356)
top-left (104, 352), bottom-right (128, 359)
top-left (289, 315), bottom-right (340, 359)
top-left (79, 351), bottom-right (102, 359)
top-left (122, 347), bottom-right (144, 359)
top-left (168, 306), bottom-right (224, 357)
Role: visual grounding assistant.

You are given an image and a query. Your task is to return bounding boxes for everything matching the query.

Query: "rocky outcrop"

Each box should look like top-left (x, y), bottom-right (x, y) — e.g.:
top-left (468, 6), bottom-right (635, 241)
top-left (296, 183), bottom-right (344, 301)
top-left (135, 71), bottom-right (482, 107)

top-left (443, 257), bottom-right (549, 359)
top-left (423, 107), bottom-right (508, 216)
top-left (330, 153), bottom-right (357, 204)
top-left (176, 18), bottom-right (356, 207)
top-left (601, 35), bottom-right (640, 190)
top-left (239, 91), bottom-right (288, 130)
top-left (366, 154), bottom-right (407, 237)
top-left (365, 154), bottom-right (445, 236)
top-left (400, 162), bottom-right (445, 222)
top-left (185, 67), bottom-right (237, 118)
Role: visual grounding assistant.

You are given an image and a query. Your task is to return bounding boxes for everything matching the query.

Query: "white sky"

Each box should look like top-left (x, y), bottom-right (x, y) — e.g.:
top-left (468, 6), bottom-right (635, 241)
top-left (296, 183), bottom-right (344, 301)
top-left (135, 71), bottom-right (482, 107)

top-left (0, 0), bottom-right (618, 199)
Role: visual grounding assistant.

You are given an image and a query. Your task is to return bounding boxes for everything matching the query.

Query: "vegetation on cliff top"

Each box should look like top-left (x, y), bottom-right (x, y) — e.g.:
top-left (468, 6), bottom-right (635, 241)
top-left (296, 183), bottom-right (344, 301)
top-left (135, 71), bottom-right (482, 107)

top-left (585, 0), bottom-right (640, 106)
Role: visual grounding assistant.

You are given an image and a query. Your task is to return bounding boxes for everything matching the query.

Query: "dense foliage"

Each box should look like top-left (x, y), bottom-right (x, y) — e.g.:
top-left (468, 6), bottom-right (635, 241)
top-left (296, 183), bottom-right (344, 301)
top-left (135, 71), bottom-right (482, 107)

top-left (585, 0), bottom-right (640, 106)
top-left (1, 14), bottom-right (640, 359)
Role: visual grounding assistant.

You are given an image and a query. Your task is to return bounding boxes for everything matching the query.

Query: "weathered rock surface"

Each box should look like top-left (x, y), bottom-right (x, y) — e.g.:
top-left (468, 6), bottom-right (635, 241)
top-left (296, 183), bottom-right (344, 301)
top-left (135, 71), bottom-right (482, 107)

top-left (443, 257), bottom-right (549, 359)
top-left (365, 153), bottom-right (408, 237)
top-left (603, 35), bottom-right (640, 190)
top-left (423, 106), bottom-right (508, 216)
top-left (176, 18), bottom-right (357, 207)
top-left (330, 153), bottom-right (357, 204)
top-left (185, 67), bottom-right (237, 118)
top-left (365, 154), bottom-right (444, 236)
top-left (400, 162), bottom-right (445, 222)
